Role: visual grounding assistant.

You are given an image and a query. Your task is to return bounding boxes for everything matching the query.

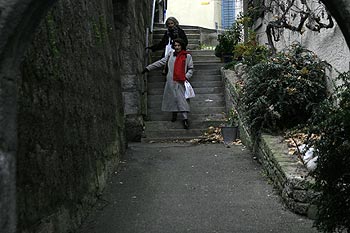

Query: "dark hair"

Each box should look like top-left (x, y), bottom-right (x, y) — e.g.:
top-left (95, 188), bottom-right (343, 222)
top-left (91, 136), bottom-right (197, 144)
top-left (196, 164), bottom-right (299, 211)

top-left (173, 38), bottom-right (187, 50)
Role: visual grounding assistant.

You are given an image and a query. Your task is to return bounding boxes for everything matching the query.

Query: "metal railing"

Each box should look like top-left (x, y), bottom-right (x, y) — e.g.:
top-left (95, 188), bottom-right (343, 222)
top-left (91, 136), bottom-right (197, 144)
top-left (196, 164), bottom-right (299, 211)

top-left (151, 0), bottom-right (157, 33)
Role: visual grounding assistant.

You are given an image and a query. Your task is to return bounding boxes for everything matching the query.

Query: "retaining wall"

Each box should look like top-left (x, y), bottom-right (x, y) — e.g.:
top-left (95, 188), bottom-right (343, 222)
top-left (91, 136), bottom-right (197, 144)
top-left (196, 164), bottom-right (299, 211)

top-left (222, 67), bottom-right (318, 219)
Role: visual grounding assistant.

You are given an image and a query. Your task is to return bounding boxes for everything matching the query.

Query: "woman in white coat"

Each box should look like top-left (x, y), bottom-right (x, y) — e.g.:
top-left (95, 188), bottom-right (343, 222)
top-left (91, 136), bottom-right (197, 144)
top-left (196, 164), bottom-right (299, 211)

top-left (142, 38), bottom-right (194, 129)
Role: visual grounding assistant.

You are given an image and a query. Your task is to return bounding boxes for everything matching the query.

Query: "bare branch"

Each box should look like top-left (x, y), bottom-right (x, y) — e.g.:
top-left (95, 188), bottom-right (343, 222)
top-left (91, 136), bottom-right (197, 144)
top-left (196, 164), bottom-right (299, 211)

top-left (253, 0), bottom-right (334, 51)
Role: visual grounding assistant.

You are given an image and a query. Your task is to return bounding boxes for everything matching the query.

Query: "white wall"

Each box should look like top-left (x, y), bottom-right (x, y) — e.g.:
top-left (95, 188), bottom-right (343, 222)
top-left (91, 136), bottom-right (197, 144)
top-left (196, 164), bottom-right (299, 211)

top-left (255, 1), bottom-right (350, 76)
top-left (167, 0), bottom-right (221, 29)
top-left (234, 0), bottom-right (243, 19)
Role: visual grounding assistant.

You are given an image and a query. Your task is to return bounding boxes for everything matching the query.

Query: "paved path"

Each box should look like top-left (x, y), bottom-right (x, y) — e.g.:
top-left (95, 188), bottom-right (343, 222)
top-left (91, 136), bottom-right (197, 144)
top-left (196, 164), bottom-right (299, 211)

top-left (78, 142), bottom-right (319, 233)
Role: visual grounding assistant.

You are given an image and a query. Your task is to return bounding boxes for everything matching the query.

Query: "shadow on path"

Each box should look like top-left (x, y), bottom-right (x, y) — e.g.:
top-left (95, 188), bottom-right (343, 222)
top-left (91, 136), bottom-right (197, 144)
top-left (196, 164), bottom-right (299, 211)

top-left (78, 142), bottom-right (319, 233)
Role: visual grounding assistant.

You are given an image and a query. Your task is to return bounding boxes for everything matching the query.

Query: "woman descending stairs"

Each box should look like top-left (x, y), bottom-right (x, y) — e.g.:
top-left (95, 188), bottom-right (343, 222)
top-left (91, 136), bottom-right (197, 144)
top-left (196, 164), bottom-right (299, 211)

top-left (143, 49), bottom-right (227, 142)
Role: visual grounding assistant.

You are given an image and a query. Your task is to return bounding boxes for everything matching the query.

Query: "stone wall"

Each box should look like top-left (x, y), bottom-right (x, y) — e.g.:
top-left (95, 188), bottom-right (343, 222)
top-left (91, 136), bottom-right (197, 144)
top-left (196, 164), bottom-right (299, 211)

top-left (15, 0), bottom-right (151, 232)
top-left (222, 68), bottom-right (317, 219)
top-left (115, 0), bottom-right (152, 142)
top-left (17, 1), bottom-right (124, 232)
top-left (0, 0), bottom-right (153, 230)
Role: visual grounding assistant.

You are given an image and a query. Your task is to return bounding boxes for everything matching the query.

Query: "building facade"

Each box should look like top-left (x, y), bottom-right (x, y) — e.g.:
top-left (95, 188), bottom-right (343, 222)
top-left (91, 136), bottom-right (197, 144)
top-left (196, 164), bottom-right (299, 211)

top-left (221, 0), bottom-right (235, 29)
top-left (166, 0), bottom-right (222, 29)
top-left (166, 0), bottom-right (243, 30)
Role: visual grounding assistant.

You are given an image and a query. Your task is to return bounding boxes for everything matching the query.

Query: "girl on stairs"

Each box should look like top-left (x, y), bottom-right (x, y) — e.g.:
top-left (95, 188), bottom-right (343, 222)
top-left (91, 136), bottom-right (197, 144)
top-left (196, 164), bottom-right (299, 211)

top-left (146, 17), bottom-right (188, 59)
top-left (142, 38), bottom-right (194, 129)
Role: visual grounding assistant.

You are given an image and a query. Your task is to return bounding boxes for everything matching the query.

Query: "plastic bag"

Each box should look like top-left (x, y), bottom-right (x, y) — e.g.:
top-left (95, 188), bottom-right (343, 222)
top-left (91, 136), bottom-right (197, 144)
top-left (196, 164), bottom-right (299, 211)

top-left (164, 38), bottom-right (173, 56)
top-left (184, 80), bottom-right (195, 99)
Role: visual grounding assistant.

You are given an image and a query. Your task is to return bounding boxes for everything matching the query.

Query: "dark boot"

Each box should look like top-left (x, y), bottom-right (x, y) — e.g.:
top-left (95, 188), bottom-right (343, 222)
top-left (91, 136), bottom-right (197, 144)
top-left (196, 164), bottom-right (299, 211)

top-left (183, 119), bottom-right (189, 129)
top-left (171, 112), bottom-right (177, 122)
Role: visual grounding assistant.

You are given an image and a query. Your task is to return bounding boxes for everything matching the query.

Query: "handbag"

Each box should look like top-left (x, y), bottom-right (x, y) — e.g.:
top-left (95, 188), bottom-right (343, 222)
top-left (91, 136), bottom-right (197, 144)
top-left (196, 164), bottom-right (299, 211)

top-left (184, 80), bottom-right (195, 99)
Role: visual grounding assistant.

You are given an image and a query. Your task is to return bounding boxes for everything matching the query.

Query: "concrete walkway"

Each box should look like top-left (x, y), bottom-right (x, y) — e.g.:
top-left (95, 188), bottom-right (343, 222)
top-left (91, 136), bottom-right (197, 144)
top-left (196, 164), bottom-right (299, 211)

top-left (78, 142), bottom-right (319, 233)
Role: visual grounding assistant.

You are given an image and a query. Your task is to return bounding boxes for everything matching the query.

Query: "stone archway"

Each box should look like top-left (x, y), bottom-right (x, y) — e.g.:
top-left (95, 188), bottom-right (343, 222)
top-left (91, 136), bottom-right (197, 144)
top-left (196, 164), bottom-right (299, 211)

top-left (1, 1), bottom-right (151, 232)
top-left (0, 2), bottom-right (58, 232)
top-left (0, 0), bottom-right (349, 232)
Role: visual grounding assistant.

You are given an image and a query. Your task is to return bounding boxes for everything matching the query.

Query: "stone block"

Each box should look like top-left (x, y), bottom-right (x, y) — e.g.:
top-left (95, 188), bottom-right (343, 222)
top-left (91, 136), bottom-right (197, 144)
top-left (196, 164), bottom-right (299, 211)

top-left (125, 115), bottom-right (144, 142)
top-left (292, 189), bottom-right (313, 203)
top-left (293, 202), bottom-right (309, 215)
top-left (121, 74), bottom-right (139, 91)
top-left (282, 185), bottom-right (293, 199)
top-left (287, 177), bottom-right (314, 190)
top-left (307, 204), bottom-right (319, 220)
top-left (123, 92), bottom-right (141, 115)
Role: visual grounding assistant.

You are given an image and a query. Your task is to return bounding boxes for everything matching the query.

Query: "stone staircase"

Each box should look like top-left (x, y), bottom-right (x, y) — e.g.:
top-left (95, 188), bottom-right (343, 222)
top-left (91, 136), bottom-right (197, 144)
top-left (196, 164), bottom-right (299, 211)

top-left (143, 26), bottom-right (226, 142)
top-left (152, 23), bottom-right (202, 50)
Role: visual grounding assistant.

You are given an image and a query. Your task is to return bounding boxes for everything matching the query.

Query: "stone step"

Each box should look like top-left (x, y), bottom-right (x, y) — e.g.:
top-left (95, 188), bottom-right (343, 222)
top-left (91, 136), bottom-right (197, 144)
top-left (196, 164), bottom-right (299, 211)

top-left (147, 81), bottom-right (223, 89)
top-left (147, 74), bottom-right (222, 82)
top-left (147, 106), bottom-right (226, 115)
top-left (142, 127), bottom-right (216, 142)
top-left (151, 49), bottom-right (216, 58)
top-left (150, 39), bottom-right (200, 45)
top-left (145, 59), bottom-right (223, 69)
top-left (150, 34), bottom-right (205, 50)
top-left (194, 60), bottom-right (222, 65)
top-left (144, 128), bottom-right (205, 137)
top-left (193, 70), bottom-right (221, 75)
top-left (148, 86), bottom-right (224, 95)
top-left (188, 50), bottom-right (216, 56)
top-left (194, 61), bottom-right (222, 65)
top-left (147, 93), bottom-right (225, 102)
top-left (146, 107), bottom-right (224, 115)
top-left (192, 55), bottom-right (221, 62)
top-left (153, 23), bottom-right (211, 30)
top-left (141, 131), bottom-right (205, 142)
top-left (145, 127), bottom-right (204, 134)
top-left (150, 45), bottom-right (200, 51)
top-left (189, 40), bottom-right (201, 46)
top-left (145, 120), bottom-right (225, 130)
top-left (153, 34), bottom-right (200, 40)
top-left (152, 28), bottom-right (201, 35)
top-left (146, 112), bottom-right (226, 122)
top-left (150, 44), bottom-right (200, 52)
top-left (188, 44), bottom-right (200, 50)
top-left (163, 63), bottom-right (220, 70)
top-left (142, 119), bottom-right (226, 141)
top-left (145, 63), bottom-right (222, 71)
top-left (147, 98), bottom-right (225, 108)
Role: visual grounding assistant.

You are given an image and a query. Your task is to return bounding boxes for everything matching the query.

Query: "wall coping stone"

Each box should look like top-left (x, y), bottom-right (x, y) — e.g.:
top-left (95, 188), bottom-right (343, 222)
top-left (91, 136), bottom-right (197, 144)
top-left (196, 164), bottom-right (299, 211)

top-left (221, 67), bottom-right (318, 219)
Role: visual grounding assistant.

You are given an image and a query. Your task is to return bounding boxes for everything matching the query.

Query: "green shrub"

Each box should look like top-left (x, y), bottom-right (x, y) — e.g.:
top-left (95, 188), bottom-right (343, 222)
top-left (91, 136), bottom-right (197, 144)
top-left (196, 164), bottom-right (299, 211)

top-left (223, 30), bottom-right (269, 70)
top-left (214, 20), bottom-right (242, 58)
top-left (241, 43), bottom-right (329, 133)
top-left (233, 31), bottom-right (269, 66)
top-left (305, 71), bottom-right (350, 233)
top-left (224, 60), bottom-right (240, 70)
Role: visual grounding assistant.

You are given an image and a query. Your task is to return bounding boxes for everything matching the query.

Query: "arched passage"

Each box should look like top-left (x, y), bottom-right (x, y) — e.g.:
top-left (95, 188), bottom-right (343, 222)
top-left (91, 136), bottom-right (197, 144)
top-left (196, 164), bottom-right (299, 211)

top-left (0, 0), bottom-right (349, 232)
top-left (1, 2), bottom-right (58, 232)
top-left (1, 0), bottom-right (153, 232)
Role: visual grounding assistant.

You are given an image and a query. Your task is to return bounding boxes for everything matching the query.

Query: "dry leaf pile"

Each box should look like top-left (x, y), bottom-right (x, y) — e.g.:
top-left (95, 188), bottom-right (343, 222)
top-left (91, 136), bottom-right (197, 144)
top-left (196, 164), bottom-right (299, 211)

top-left (190, 126), bottom-right (223, 144)
top-left (189, 126), bottom-right (242, 146)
